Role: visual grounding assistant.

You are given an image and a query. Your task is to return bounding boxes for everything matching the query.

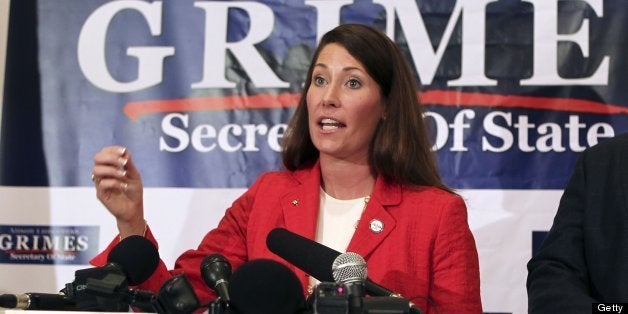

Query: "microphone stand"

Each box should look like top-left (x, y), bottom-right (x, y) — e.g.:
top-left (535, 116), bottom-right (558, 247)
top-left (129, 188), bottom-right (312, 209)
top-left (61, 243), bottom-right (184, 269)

top-left (208, 298), bottom-right (228, 314)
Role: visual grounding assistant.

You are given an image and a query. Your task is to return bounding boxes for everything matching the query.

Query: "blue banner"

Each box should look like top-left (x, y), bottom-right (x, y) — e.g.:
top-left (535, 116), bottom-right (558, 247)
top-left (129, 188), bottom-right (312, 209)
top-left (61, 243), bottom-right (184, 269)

top-left (3, 0), bottom-right (627, 189)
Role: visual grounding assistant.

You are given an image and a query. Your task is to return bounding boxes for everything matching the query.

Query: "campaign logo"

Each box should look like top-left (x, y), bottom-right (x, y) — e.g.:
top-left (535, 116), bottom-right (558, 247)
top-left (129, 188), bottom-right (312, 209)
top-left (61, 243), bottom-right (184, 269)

top-left (0, 225), bottom-right (99, 265)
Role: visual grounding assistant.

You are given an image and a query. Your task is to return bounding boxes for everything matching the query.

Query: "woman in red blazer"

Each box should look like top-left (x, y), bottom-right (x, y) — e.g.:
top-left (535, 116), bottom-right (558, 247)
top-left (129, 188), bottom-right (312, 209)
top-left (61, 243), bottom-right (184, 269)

top-left (91, 24), bottom-right (482, 313)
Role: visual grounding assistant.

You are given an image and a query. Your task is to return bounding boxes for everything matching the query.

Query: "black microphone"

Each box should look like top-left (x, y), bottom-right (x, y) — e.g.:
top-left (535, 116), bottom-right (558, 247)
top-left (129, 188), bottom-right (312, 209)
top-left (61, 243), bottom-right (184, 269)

top-left (107, 235), bottom-right (160, 285)
top-left (154, 274), bottom-right (201, 314)
top-left (0, 293), bottom-right (75, 310)
top-left (266, 228), bottom-right (335, 282)
top-left (64, 235), bottom-right (160, 311)
top-left (200, 253), bottom-right (232, 304)
top-left (266, 228), bottom-right (399, 297)
top-left (228, 259), bottom-right (306, 314)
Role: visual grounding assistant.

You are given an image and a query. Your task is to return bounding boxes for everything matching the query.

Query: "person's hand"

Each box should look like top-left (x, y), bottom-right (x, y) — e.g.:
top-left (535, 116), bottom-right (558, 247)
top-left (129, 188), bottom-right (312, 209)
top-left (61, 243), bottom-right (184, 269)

top-left (92, 146), bottom-right (145, 239)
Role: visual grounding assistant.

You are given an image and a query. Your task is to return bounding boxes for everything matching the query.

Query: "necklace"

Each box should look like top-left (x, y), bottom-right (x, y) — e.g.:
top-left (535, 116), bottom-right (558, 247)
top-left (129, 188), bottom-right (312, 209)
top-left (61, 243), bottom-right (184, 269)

top-left (354, 195), bottom-right (370, 229)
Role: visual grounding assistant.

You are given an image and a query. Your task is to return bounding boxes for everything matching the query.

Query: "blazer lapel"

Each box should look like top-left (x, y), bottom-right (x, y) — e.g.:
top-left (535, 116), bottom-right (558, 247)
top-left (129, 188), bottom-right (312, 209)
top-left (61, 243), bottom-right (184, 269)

top-left (279, 162), bottom-right (322, 288)
top-left (346, 178), bottom-right (400, 259)
top-left (280, 163), bottom-right (321, 240)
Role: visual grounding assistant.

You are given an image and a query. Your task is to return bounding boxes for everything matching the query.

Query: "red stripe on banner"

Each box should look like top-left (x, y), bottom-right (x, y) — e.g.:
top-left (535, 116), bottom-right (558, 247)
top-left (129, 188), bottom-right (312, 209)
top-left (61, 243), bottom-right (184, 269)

top-left (421, 90), bottom-right (628, 114)
top-left (124, 93), bottom-right (302, 120)
top-left (123, 90), bottom-right (628, 120)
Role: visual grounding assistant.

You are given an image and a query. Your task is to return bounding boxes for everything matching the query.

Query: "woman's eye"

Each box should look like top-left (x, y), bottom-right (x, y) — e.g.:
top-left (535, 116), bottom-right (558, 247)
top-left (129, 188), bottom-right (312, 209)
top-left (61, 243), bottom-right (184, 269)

top-left (314, 76), bottom-right (326, 86)
top-left (347, 79), bottom-right (361, 89)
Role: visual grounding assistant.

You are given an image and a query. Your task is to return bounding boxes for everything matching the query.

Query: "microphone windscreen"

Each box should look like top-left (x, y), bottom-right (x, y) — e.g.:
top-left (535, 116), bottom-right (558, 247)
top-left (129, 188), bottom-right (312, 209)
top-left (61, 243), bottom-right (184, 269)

top-left (332, 252), bottom-right (367, 283)
top-left (156, 274), bottom-right (200, 314)
top-left (229, 259), bottom-right (305, 314)
top-left (266, 228), bottom-right (339, 282)
top-left (0, 294), bottom-right (17, 308)
top-left (107, 235), bottom-right (159, 285)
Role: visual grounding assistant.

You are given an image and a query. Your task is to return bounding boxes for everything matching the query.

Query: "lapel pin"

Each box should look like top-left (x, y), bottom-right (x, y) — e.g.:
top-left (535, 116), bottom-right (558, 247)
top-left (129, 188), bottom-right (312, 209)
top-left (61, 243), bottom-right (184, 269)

top-left (369, 219), bottom-right (384, 233)
top-left (292, 199), bottom-right (299, 206)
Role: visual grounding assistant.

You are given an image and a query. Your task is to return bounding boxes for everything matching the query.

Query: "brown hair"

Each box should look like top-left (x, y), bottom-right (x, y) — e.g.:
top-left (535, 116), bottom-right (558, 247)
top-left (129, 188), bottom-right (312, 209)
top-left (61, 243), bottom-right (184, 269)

top-left (281, 24), bottom-right (451, 192)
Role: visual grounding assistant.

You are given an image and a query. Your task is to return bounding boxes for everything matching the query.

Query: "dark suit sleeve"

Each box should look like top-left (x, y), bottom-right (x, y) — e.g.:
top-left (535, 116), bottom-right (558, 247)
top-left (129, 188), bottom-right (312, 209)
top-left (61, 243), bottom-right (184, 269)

top-left (526, 151), bottom-right (598, 313)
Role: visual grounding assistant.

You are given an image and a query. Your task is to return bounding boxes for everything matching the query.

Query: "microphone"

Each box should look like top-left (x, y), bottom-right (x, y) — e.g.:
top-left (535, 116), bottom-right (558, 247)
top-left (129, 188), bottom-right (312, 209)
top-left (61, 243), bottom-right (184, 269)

top-left (0, 293), bottom-right (75, 310)
top-left (266, 228), bottom-right (335, 282)
top-left (154, 274), bottom-right (201, 314)
top-left (332, 252), bottom-right (368, 297)
top-left (228, 259), bottom-right (306, 314)
top-left (332, 252), bottom-right (367, 314)
top-left (267, 228), bottom-right (422, 314)
top-left (200, 253), bottom-right (232, 304)
top-left (107, 235), bottom-right (160, 285)
top-left (332, 253), bottom-right (422, 314)
top-left (266, 228), bottom-right (399, 297)
top-left (64, 235), bottom-right (160, 311)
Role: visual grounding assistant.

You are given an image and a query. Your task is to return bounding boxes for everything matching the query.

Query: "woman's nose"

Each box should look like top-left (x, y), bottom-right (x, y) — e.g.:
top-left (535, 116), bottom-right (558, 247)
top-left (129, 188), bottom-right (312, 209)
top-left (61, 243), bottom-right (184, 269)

top-left (321, 85), bottom-right (340, 108)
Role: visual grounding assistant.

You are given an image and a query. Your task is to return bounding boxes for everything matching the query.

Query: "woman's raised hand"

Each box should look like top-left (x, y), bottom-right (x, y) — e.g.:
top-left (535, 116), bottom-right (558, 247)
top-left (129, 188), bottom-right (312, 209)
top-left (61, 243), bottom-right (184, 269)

top-left (92, 146), bottom-right (145, 239)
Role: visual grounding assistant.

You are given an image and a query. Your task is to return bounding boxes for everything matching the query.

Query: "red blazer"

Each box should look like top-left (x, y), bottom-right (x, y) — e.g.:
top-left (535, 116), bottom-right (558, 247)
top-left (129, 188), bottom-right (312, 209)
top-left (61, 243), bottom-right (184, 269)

top-left (92, 161), bottom-right (482, 313)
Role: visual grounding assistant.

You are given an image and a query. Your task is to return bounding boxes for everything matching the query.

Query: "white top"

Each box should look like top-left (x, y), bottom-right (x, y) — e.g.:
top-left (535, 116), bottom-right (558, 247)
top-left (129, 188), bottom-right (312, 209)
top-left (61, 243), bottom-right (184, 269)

top-left (315, 188), bottom-right (366, 252)
top-left (309, 188), bottom-right (367, 288)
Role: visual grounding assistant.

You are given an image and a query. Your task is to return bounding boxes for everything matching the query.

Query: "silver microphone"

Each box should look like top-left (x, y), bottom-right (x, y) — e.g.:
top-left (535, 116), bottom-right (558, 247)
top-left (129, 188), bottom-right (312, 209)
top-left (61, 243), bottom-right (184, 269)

top-left (332, 252), bottom-right (368, 295)
top-left (332, 252), bottom-right (367, 314)
top-left (331, 252), bottom-right (422, 314)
